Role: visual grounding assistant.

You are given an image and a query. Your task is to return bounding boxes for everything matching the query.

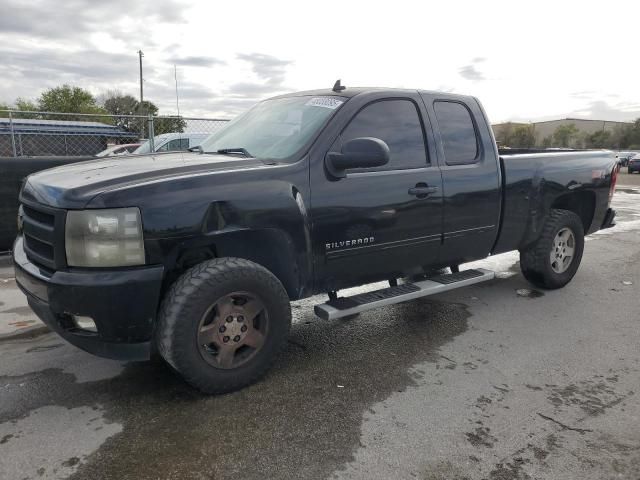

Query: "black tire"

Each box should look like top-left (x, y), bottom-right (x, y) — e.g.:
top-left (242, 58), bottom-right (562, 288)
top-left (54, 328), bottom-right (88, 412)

top-left (519, 209), bottom-right (585, 289)
top-left (155, 257), bottom-right (291, 394)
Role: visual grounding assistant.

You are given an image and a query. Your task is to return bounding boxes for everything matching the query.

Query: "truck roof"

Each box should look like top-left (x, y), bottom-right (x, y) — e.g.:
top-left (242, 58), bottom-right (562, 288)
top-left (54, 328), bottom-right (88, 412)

top-left (272, 87), bottom-right (474, 102)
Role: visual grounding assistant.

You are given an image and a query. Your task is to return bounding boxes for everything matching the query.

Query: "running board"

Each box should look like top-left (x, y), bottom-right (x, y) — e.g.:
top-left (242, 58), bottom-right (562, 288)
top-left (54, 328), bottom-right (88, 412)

top-left (313, 268), bottom-right (495, 321)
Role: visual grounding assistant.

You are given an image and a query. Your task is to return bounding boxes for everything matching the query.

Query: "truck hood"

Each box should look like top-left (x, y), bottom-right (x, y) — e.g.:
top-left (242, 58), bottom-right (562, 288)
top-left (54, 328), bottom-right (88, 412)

top-left (21, 152), bottom-right (268, 208)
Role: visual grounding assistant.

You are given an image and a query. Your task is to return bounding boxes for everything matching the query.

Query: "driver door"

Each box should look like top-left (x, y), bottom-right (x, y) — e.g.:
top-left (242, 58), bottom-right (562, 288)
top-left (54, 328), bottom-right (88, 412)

top-left (310, 93), bottom-right (444, 291)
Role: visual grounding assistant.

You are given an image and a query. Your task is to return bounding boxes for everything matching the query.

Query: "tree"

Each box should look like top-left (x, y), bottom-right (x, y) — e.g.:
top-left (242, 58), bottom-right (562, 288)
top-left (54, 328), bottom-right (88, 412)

top-left (136, 101), bottom-right (186, 135)
top-left (153, 115), bottom-right (187, 135)
top-left (552, 124), bottom-right (579, 148)
top-left (542, 135), bottom-right (553, 148)
top-left (102, 92), bottom-right (142, 132)
top-left (100, 94), bottom-right (186, 135)
top-left (494, 122), bottom-right (514, 147)
top-left (15, 97), bottom-right (38, 112)
top-left (103, 93), bottom-right (138, 116)
top-left (0, 98), bottom-right (40, 118)
top-left (625, 119), bottom-right (640, 149)
top-left (510, 124), bottom-right (536, 148)
top-left (585, 130), bottom-right (612, 149)
top-left (38, 85), bottom-right (107, 116)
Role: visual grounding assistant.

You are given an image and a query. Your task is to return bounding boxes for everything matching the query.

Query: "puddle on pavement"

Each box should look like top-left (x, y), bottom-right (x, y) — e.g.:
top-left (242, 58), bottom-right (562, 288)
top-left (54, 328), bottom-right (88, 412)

top-left (0, 299), bottom-right (470, 480)
top-left (616, 188), bottom-right (640, 195)
top-left (26, 343), bottom-right (64, 353)
top-left (0, 405), bottom-right (121, 479)
top-left (515, 288), bottom-right (544, 299)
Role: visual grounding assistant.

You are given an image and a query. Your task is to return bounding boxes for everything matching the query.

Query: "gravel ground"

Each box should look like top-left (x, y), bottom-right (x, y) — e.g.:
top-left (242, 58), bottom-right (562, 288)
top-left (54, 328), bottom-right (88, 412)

top-left (0, 187), bottom-right (638, 480)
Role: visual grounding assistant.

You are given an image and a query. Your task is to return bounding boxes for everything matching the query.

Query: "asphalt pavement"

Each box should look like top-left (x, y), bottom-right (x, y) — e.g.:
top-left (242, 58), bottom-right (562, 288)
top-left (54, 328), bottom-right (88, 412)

top-left (0, 181), bottom-right (638, 480)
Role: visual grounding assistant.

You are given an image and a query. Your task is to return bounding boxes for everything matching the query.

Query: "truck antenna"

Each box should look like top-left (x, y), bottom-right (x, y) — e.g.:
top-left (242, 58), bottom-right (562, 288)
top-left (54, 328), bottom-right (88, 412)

top-left (332, 79), bottom-right (346, 92)
top-left (174, 64), bottom-right (181, 118)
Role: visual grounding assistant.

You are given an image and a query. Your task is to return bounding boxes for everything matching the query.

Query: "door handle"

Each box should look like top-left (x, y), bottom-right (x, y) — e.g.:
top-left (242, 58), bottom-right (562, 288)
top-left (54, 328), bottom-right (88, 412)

top-left (408, 184), bottom-right (439, 198)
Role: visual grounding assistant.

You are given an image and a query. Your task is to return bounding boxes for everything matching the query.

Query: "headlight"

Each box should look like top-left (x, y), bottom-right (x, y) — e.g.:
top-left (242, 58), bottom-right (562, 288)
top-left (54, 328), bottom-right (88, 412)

top-left (65, 208), bottom-right (145, 267)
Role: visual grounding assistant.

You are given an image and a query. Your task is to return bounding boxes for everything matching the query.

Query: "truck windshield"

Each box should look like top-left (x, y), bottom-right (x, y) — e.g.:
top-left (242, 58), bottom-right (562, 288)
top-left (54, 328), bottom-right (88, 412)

top-left (200, 95), bottom-right (347, 160)
top-left (134, 140), bottom-right (151, 154)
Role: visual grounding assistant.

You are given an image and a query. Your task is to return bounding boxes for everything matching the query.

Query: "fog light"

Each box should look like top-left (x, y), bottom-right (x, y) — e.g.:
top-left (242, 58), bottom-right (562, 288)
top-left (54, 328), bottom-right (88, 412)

top-left (73, 315), bottom-right (97, 333)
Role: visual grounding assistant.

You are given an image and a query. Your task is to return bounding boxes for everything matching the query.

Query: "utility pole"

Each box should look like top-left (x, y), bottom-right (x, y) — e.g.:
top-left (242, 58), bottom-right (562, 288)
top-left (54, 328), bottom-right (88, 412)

top-left (137, 50), bottom-right (145, 138)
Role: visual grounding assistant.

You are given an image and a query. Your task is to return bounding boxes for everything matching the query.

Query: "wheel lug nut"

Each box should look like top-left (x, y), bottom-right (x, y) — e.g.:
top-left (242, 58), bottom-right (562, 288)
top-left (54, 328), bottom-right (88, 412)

top-left (223, 336), bottom-right (230, 343)
top-left (226, 316), bottom-right (233, 323)
top-left (233, 335), bottom-right (241, 342)
top-left (238, 315), bottom-right (244, 322)
top-left (219, 326), bottom-right (226, 333)
top-left (241, 325), bottom-right (247, 332)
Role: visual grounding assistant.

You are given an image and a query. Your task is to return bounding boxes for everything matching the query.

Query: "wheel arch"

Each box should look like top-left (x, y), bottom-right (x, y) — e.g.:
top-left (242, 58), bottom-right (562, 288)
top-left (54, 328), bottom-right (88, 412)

top-left (550, 190), bottom-right (595, 234)
top-left (163, 228), bottom-right (307, 301)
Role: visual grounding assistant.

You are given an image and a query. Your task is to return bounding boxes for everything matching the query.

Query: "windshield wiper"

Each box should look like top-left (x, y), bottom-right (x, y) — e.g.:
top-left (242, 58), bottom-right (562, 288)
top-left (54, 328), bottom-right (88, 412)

top-left (215, 147), bottom-right (253, 158)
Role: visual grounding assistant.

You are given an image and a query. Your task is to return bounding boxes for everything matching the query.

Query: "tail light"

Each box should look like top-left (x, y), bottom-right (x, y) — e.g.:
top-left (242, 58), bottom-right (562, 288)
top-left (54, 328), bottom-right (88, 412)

top-left (609, 163), bottom-right (619, 205)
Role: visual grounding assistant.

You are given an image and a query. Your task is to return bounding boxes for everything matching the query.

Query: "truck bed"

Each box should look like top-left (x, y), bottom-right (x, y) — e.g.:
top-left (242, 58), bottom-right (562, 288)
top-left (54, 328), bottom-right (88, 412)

top-left (493, 150), bottom-right (616, 255)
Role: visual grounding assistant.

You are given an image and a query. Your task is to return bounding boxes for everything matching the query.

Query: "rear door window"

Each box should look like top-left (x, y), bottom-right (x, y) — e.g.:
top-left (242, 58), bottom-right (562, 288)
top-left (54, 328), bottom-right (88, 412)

top-left (434, 101), bottom-right (479, 165)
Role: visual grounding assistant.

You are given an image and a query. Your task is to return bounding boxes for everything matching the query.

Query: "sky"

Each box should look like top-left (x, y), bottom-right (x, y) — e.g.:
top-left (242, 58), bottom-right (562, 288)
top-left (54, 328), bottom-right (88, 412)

top-left (1, 0), bottom-right (638, 123)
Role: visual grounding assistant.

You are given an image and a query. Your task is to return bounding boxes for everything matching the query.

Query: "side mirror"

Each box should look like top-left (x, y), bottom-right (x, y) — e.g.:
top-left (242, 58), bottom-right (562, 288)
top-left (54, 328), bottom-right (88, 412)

top-left (326, 137), bottom-right (390, 178)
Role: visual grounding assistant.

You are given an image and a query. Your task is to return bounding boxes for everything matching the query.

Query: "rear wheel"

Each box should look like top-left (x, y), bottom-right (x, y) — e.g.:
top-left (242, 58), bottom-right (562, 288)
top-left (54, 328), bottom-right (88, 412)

top-left (155, 258), bottom-right (291, 394)
top-left (519, 209), bottom-right (585, 289)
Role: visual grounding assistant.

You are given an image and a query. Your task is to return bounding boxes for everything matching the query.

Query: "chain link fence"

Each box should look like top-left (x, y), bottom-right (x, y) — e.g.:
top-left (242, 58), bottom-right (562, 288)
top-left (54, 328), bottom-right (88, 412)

top-left (0, 110), bottom-right (230, 157)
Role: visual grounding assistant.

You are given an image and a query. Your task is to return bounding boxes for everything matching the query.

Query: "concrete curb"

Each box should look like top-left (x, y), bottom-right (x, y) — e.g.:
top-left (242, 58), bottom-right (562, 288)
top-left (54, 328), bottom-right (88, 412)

top-left (0, 324), bottom-right (51, 342)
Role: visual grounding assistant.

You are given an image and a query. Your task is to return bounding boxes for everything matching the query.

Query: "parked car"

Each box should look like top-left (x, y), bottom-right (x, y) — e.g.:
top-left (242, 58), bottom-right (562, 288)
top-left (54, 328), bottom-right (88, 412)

top-left (628, 154), bottom-right (640, 173)
top-left (133, 132), bottom-right (209, 154)
top-left (95, 143), bottom-right (141, 157)
top-left (13, 86), bottom-right (618, 394)
top-left (616, 151), bottom-right (637, 167)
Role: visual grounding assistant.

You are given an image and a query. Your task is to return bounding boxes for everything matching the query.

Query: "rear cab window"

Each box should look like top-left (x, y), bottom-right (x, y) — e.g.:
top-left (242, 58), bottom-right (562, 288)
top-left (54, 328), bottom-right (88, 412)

top-left (433, 101), bottom-right (480, 166)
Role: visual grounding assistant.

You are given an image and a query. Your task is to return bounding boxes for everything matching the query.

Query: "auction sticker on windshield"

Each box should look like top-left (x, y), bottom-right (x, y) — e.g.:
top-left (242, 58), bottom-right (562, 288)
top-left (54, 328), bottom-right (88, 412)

top-left (305, 97), bottom-right (344, 109)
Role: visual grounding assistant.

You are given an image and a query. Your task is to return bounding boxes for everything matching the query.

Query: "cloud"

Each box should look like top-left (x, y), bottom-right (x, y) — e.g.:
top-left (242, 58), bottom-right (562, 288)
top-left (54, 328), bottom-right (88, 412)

top-left (236, 53), bottom-right (292, 85)
top-left (459, 56), bottom-right (487, 81)
top-left (226, 82), bottom-right (286, 96)
top-left (570, 90), bottom-right (597, 100)
top-left (570, 100), bottom-right (640, 122)
top-left (459, 64), bottom-right (485, 81)
top-left (165, 96), bottom-right (257, 118)
top-left (169, 56), bottom-right (225, 67)
top-left (507, 100), bottom-right (640, 124)
top-left (435, 85), bottom-right (456, 93)
top-left (148, 81), bottom-right (216, 103)
top-left (221, 53), bottom-right (293, 102)
top-left (2, 47), bottom-right (139, 82)
top-left (0, 0), bottom-right (188, 42)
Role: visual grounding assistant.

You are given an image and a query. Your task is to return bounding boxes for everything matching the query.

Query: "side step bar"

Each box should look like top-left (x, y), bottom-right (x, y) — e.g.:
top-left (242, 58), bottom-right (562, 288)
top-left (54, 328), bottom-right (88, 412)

top-left (314, 268), bottom-right (495, 321)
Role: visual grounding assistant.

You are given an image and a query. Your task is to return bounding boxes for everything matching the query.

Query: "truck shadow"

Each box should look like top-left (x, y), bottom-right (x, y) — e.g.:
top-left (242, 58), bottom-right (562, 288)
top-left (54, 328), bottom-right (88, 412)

top-left (2, 297), bottom-right (472, 480)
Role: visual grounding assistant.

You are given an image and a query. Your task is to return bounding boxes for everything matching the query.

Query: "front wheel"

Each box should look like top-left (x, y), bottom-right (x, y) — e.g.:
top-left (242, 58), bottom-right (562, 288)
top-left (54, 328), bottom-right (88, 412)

top-left (155, 258), bottom-right (291, 394)
top-left (519, 209), bottom-right (585, 289)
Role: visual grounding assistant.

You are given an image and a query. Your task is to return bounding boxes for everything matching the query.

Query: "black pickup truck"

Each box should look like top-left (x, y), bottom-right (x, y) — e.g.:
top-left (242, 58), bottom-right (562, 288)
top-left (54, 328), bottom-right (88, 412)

top-left (14, 85), bottom-right (618, 393)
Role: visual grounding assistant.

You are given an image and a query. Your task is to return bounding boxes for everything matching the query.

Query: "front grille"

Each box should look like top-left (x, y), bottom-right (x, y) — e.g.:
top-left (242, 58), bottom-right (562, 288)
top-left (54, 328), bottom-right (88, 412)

top-left (24, 235), bottom-right (54, 260)
top-left (23, 205), bottom-right (54, 225)
top-left (21, 202), bottom-right (64, 271)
